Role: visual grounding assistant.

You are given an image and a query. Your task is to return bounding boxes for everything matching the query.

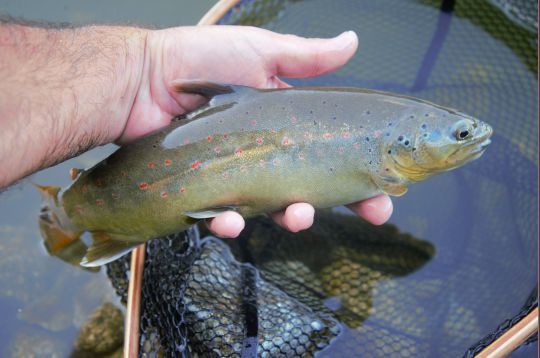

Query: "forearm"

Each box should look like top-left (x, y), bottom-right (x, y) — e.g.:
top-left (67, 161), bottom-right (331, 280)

top-left (0, 22), bottom-right (146, 187)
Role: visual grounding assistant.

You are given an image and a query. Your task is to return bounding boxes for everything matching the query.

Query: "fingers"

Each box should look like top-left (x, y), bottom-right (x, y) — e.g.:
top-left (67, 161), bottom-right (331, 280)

top-left (206, 211), bottom-right (245, 238)
top-left (347, 194), bottom-right (393, 226)
top-left (271, 203), bottom-right (315, 233)
top-left (265, 30), bottom-right (358, 78)
top-left (206, 195), bottom-right (392, 239)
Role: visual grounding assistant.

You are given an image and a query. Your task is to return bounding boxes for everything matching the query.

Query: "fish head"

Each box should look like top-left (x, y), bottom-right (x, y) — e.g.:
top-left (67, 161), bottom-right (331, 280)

top-left (383, 110), bottom-right (492, 182)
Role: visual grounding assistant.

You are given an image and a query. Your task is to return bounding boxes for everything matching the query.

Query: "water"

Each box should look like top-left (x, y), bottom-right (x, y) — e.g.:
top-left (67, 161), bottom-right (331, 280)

top-left (0, 0), bottom-right (216, 355)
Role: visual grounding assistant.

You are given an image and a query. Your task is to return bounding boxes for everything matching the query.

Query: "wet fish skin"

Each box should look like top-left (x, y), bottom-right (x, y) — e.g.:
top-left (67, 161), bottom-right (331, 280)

top-left (38, 83), bottom-right (492, 266)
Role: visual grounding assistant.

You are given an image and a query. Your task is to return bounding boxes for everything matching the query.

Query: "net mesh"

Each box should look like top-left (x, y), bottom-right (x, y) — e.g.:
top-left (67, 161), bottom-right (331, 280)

top-left (106, 0), bottom-right (538, 356)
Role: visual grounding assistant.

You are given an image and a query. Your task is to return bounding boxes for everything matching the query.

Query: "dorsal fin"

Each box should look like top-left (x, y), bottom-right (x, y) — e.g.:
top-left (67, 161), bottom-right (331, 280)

top-left (170, 80), bottom-right (257, 101)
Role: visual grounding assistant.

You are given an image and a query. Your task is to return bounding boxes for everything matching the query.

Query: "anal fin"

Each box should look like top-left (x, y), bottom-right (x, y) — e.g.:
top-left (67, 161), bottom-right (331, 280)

top-left (80, 231), bottom-right (143, 267)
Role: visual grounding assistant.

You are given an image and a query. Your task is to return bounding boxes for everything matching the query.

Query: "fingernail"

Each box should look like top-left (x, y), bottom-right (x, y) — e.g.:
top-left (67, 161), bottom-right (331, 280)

top-left (333, 30), bottom-right (357, 50)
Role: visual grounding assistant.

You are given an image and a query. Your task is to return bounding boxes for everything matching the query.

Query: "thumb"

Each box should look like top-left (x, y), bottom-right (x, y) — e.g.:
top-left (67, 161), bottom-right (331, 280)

top-left (264, 30), bottom-right (358, 78)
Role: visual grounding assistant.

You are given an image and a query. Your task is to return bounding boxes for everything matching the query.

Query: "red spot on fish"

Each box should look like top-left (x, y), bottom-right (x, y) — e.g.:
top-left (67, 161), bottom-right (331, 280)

top-left (96, 199), bottom-right (104, 206)
top-left (373, 130), bottom-right (382, 138)
top-left (183, 138), bottom-right (190, 145)
top-left (256, 138), bottom-right (263, 145)
top-left (191, 160), bottom-right (202, 169)
top-left (81, 185), bottom-right (88, 193)
top-left (298, 152), bottom-right (305, 160)
top-left (323, 133), bottom-right (333, 139)
top-left (250, 119), bottom-right (257, 126)
top-left (164, 159), bottom-right (171, 166)
top-left (160, 191), bottom-right (168, 198)
top-left (273, 158), bottom-right (280, 166)
top-left (223, 134), bottom-right (229, 139)
top-left (180, 187), bottom-right (186, 193)
top-left (148, 162), bottom-right (156, 169)
top-left (291, 116), bottom-right (298, 124)
top-left (234, 147), bottom-right (243, 155)
top-left (282, 137), bottom-right (290, 146)
top-left (75, 205), bottom-right (83, 214)
top-left (304, 132), bottom-right (313, 140)
top-left (139, 182), bottom-right (149, 190)
top-left (259, 160), bottom-right (266, 167)
top-left (354, 143), bottom-right (361, 150)
top-left (222, 171), bottom-right (230, 178)
top-left (342, 131), bottom-right (351, 138)
top-left (269, 129), bottom-right (276, 134)
top-left (207, 135), bottom-right (213, 142)
top-left (214, 146), bottom-right (221, 153)
top-left (95, 178), bottom-right (104, 187)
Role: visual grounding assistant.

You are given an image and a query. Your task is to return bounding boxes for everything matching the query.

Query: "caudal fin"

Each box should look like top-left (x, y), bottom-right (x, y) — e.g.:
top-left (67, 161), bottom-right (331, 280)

top-left (35, 184), bottom-right (86, 266)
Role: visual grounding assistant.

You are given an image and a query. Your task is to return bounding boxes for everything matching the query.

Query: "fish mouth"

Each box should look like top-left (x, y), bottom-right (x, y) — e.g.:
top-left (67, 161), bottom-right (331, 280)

top-left (451, 124), bottom-right (493, 163)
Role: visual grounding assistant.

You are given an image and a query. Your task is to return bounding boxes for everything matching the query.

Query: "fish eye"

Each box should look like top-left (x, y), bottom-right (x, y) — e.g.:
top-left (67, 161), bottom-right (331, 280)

top-left (455, 124), bottom-right (473, 141)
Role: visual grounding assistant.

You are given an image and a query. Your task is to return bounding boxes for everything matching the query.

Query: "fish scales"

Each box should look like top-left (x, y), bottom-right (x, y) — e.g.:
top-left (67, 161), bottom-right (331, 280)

top-left (37, 83), bottom-right (492, 266)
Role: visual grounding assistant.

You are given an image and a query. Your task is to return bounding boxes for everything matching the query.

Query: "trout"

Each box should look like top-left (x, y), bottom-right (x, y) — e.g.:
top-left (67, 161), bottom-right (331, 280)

top-left (37, 82), bottom-right (492, 267)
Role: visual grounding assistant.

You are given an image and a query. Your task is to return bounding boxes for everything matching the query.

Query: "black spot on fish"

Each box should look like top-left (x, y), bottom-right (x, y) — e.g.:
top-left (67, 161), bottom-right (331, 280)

top-left (368, 148), bottom-right (372, 153)
top-left (245, 111), bottom-right (249, 115)
top-left (404, 140), bottom-right (410, 146)
top-left (388, 122), bottom-right (393, 126)
top-left (313, 121), bottom-right (318, 126)
top-left (329, 167), bottom-right (334, 172)
top-left (398, 135), bottom-right (404, 141)
top-left (421, 124), bottom-right (427, 129)
top-left (385, 168), bottom-right (389, 172)
top-left (365, 137), bottom-right (370, 141)
top-left (412, 147), bottom-right (416, 151)
top-left (423, 133), bottom-right (428, 138)
top-left (424, 113), bottom-right (429, 117)
top-left (385, 132), bottom-right (390, 137)
top-left (369, 160), bottom-right (373, 164)
top-left (334, 104), bottom-right (338, 108)
top-left (322, 101), bottom-right (327, 104)
top-left (409, 115), bottom-right (415, 119)
top-left (309, 110), bottom-right (313, 114)
top-left (332, 116), bottom-right (336, 120)
top-left (365, 110), bottom-right (371, 115)
top-left (388, 150), bottom-right (392, 154)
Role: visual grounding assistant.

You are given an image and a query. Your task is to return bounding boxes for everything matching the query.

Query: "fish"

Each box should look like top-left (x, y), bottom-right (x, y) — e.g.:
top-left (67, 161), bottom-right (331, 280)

top-left (37, 81), bottom-right (492, 267)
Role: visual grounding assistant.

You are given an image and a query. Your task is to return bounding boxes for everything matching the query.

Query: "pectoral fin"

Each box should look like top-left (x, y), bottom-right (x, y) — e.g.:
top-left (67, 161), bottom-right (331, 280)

top-left (185, 205), bottom-right (239, 219)
top-left (80, 232), bottom-right (143, 267)
top-left (372, 176), bottom-right (408, 197)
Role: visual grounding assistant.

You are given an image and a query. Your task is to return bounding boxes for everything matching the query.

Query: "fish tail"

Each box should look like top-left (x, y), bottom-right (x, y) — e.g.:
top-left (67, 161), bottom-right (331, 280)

top-left (34, 183), bottom-right (82, 255)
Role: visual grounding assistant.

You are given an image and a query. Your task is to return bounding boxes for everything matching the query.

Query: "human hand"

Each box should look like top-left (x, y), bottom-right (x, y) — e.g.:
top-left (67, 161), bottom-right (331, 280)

top-left (123, 26), bottom-right (393, 237)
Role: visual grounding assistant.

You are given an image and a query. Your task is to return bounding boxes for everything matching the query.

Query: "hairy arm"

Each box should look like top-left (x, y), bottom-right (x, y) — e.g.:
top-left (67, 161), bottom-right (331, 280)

top-left (0, 23), bottom-right (146, 187)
